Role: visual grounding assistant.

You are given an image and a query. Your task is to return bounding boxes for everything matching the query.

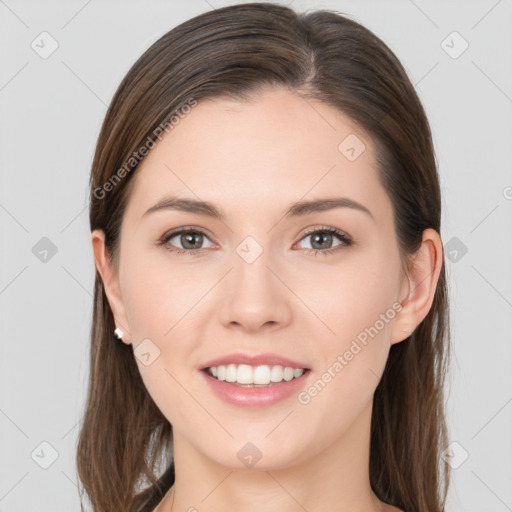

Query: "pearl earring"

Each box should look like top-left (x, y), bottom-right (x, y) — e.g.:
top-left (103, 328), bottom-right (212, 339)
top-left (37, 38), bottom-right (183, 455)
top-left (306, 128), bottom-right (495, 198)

top-left (114, 327), bottom-right (124, 340)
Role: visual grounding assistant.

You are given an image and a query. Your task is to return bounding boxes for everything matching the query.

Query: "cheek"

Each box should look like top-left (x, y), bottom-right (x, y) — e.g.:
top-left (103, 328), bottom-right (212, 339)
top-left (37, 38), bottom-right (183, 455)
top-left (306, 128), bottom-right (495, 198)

top-left (294, 248), bottom-right (400, 348)
top-left (293, 276), bottom-right (397, 452)
top-left (120, 276), bottom-right (199, 430)
top-left (292, 249), bottom-right (400, 410)
top-left (120, 242), bottom-right (197, 342)
top-left (118, 245), bottom-right (210, 421)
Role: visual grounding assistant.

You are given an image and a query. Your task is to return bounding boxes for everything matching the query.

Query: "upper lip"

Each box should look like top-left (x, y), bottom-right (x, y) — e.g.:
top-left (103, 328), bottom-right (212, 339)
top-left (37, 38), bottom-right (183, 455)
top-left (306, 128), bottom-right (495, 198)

top-left (199, 352), bottom-right (310, 371)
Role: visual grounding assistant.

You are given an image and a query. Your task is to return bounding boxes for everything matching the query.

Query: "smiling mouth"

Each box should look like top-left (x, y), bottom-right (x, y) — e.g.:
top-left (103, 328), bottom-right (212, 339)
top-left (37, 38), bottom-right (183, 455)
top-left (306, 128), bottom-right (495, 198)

top-left (203, 363), bottom-right (309, 386)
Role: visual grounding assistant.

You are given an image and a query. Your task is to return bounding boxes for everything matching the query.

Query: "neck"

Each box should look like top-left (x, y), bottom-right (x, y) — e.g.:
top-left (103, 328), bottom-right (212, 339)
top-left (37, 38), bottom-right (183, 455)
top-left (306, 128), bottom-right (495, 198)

top-left (167, 403), bottom-right (387, 512)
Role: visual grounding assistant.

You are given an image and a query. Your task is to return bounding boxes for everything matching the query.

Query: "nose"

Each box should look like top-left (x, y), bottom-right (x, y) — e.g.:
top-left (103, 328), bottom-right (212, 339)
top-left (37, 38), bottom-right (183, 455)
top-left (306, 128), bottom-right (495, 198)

top-left (218, 245), bottom-right (293, 333)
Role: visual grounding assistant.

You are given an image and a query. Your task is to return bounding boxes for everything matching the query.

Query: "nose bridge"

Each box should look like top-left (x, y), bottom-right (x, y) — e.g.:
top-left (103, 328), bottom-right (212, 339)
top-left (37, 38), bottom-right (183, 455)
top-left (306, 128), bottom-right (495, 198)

top-left (234, 237), bottom-right (272, 289)
top-left (218, 233), bottom-right (292, 331)
top-left (232, 233), bottom-right (278, 303)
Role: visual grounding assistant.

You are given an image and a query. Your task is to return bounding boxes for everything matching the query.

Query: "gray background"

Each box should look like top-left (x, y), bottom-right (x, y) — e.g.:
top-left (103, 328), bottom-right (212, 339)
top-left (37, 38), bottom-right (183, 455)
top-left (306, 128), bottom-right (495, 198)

top-left (1, 0), bottom-right (511, 510)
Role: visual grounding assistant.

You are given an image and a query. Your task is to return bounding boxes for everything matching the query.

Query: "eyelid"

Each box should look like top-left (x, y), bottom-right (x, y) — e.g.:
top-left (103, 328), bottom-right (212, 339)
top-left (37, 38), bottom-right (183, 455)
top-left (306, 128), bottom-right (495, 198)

top-left (160, 225), bottom-right (214, 237)
top-left (158, 225), bottom-right (217, 247)
top-left (299, 225), bottom-right (352, 241)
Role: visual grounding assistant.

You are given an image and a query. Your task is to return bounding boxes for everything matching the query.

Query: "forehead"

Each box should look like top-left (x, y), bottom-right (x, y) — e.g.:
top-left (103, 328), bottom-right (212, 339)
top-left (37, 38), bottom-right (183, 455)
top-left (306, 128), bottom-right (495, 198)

top-left (124, 87), bottom-right (390, 223)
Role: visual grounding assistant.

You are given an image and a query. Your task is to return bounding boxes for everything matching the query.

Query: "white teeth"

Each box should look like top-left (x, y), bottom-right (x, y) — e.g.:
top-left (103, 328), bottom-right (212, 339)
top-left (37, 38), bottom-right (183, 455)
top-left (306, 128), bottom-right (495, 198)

top-left (283, 367), bottom-right (294, 381)
top-left (207, 364), bottom-right (305, 385)
top-left (225, 364), bottom-right (237, 383)
top-left (237, 364), bottom-right (254, 384)
top-left (270, 365), bottom-right (284, 382)
top-left (253, 365), bottom-right (271, 385)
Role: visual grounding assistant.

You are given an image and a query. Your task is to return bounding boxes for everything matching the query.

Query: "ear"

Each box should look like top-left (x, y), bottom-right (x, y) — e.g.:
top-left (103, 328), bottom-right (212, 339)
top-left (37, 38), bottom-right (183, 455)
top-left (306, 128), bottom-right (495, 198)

top-left (91, 229), bottom-right (132, 345)
top-left (390, 228), bottom-right (444, 344)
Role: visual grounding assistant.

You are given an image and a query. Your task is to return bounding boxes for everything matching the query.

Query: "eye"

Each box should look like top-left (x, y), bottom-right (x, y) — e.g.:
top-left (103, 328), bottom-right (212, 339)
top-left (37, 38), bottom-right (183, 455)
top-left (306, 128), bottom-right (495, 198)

top-left (295, 226), bottom-right (353, 256)
top-left (158, 225), bottom-right (353, 257)
top-left (158, 227), bottom-right (215, 255)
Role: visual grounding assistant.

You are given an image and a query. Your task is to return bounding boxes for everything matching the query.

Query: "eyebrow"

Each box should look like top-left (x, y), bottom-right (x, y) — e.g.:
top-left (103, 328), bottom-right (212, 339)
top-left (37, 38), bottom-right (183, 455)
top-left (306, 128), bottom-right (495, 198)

top-left (142, 195), bottom-right (374, 221)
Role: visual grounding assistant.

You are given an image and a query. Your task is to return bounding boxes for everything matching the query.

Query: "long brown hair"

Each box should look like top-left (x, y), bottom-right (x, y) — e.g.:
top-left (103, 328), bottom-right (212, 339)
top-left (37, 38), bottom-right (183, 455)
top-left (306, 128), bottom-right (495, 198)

top-left (78, 3), bottom-right (451, 511)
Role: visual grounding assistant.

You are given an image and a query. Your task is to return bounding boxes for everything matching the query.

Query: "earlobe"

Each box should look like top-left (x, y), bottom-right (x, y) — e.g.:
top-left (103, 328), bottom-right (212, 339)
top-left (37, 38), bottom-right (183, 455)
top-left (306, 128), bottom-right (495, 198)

top-left (390, 228), bottom-right (443, 345)
top-left (91, 229), bottom-right (132, 345)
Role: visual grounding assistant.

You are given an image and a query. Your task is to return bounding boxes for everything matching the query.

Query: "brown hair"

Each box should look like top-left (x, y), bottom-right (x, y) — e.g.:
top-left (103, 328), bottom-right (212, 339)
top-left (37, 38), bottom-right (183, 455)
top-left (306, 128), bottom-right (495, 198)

top-left (78, 3), bottom-right (451, 511)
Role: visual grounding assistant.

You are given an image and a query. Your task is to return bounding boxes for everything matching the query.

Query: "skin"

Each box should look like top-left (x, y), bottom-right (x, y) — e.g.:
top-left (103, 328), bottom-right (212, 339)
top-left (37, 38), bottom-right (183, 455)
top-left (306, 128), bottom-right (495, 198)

top-left (92, 86), bottom-right (442, 512)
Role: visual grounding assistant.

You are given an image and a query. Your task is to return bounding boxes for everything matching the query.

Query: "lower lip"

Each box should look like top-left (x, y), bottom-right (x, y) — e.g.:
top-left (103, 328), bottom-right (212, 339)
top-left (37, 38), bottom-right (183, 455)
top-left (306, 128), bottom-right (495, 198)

top-left (200, 369), bottom-right (310, 408)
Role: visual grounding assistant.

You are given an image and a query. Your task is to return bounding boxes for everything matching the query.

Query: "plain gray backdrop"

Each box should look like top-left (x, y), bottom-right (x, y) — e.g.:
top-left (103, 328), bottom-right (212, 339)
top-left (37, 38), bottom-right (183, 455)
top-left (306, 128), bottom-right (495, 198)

top-left (1, 0), bottom-right (511, 510)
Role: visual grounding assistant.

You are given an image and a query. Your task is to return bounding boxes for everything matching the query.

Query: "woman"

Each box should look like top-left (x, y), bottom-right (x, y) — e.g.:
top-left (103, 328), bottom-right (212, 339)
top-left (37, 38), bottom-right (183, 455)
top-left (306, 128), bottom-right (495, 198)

top-left (77, 3), bottom-right (451, 511)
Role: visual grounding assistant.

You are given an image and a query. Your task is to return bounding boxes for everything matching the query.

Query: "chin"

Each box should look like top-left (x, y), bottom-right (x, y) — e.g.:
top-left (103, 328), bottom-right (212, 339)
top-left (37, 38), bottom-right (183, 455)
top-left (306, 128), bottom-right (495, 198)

top-left (202, 440), bottom-right (309, 473)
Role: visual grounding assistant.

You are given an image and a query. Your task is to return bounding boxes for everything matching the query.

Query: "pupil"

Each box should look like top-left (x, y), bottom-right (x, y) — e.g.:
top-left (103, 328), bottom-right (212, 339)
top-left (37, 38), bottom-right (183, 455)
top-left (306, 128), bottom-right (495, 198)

top-left (312, 232), bottom-right (332, 249)
top-left (182, 232), bottom-right (202, 249)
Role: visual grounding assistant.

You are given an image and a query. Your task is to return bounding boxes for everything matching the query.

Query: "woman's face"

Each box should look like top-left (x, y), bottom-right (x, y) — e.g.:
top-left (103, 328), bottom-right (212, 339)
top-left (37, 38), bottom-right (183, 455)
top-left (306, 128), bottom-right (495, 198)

top-left (98, 87), bottom-right (411, 470)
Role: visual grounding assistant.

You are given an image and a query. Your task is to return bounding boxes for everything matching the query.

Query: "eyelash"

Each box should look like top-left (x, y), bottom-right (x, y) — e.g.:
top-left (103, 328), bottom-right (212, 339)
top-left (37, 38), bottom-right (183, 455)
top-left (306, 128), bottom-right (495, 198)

top-left (158, 225), bottom-right (353, 258)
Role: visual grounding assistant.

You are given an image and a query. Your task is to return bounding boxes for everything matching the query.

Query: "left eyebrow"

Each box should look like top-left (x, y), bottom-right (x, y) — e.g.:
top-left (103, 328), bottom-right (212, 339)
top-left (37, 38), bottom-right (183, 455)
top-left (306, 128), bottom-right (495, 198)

top-left (142, 195), bottom-right (374, 222)
top-left (284, 197), bottom-right (374, 221)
